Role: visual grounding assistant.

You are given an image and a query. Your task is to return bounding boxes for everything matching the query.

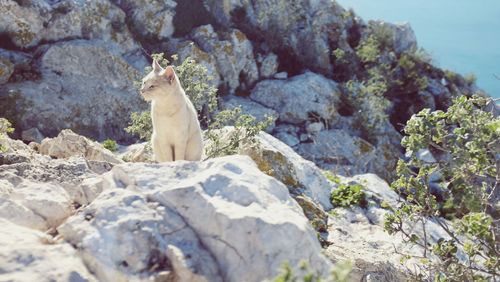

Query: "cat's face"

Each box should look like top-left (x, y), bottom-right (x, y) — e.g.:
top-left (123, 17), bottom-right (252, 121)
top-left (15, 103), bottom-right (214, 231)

top-left (140, 60), bottom-right (177, 101)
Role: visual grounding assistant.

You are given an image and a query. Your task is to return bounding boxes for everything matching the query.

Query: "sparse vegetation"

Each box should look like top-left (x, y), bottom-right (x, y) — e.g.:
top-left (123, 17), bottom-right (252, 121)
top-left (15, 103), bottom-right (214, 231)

top-left (325, 171), bottom-right (368, 208)
top-left (103, 139), bottom-right (117, 152)
top-left (0, 118), bottom-right (14, 151)
top-left (125, 53), bottom-right (274, 160)
top-left (270, 261), bottom-right (352, 282)
top-left (384, 95), bottom-right (500, 280)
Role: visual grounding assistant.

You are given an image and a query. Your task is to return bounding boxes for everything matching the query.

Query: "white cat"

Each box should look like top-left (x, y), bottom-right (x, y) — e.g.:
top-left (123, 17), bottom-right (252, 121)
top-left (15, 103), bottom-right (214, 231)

top-left (140, 60), bottom-right (203, 162)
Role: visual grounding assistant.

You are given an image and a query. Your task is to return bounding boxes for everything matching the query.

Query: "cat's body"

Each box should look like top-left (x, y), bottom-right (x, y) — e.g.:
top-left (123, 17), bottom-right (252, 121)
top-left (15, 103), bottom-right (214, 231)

top-left (140, 60), bottom-right (203, 162)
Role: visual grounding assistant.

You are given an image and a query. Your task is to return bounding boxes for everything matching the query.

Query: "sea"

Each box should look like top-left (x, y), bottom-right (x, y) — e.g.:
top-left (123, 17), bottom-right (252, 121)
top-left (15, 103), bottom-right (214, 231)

top-left (335, 0), bottom-right (500, 99)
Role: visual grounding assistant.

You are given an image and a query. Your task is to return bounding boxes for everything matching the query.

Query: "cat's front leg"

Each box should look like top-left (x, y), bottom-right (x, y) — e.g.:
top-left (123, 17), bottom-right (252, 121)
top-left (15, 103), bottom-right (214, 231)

top-left (173, 141), bottom-right (187, 161)
top-left (153, 136), bottom-right (173, 162)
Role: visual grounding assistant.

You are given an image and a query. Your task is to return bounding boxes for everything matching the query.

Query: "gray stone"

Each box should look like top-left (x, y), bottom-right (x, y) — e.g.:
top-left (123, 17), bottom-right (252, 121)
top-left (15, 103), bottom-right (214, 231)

top-left (274, 72), bottom-right (288, 79)
top-left (250, 72), bottom-right (342, 126)
top-left (2, 40), bottom-right (146, 142)
top-left (192, 25), bottom-right (258, 94)
top-left (59, 155), bottom-right (333, 281)
top-left (0, 218), bottom-right (97, 282)
top-left (371, 20), bottom-right (417, 55)
top-left (0, 54), bottom-right (14, 84)
top-left (258, 52), bottom-right (279, 78)
top-left (40, 129), bottom-right (123, 165)
top-left (220, 95), bottom-right (277, 132)
top-left (21, 127), bottom-right (44, 143)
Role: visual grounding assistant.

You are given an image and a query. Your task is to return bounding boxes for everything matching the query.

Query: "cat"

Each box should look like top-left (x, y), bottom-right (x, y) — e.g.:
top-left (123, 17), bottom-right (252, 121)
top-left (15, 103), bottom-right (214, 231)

top-left (140, 59), bottom-right (203, 162)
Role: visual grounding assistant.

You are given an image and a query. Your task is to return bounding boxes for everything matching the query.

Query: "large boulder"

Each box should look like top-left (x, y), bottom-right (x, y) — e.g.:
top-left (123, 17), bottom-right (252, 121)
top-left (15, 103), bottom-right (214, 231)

top-left (250, 71), bottom-right (342, 126)
top-left (0, 219), bottom-right (97, 281)
top-left (58, 155), bottom-right (333, 281)
top-left (204, 0), bottom-right (353, 74)
top-left (1, 40), bottom-right (146, 142)
top-left (191, 24), bottom-right (258, 94)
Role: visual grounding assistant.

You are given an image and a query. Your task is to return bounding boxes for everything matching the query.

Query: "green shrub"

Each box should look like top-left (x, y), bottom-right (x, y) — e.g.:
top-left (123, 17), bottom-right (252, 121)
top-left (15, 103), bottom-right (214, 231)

top-left (271, 261), bottom-right (352, 282)
top-left (0, 118), bottom-right (14, 151)
top-left (125, 53), bottom-right (274, 160)
top-left (384, 95), bottom-right (500, 280)
top-left (103, 139), bottom-right (118, 152)
top-left (464, 72), bottom-right (477, 86)
top-left (325, 171), bottom-right (368, 208)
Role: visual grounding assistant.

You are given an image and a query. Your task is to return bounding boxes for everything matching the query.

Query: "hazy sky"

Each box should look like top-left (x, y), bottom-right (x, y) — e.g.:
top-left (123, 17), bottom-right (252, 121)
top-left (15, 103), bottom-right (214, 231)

top-left (335, 0), bottom-right (500, 98)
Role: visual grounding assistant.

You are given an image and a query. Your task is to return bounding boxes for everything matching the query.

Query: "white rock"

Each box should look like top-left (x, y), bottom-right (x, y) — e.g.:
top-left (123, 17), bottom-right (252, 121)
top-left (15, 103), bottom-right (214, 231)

top-left (274, 71), bottom-right (288, 79)
top-left (241, 131), bottom-right (334, 210)
top-left (59, 155), bottom-right (333, 281)
top-left (40, 129), bottom-right (123, 165)
top-left (0, 218), bottom-right (97, 282)
top-left (258, 52), bottom-right (279, 78)
top-left (250, 72), bottom-right (342, 126)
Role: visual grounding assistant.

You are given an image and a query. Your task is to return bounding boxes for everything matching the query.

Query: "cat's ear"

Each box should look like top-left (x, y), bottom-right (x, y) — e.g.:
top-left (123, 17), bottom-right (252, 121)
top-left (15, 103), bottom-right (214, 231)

top-left (162, 66), bottom-right (176, 85)
top-left (152, 59), bottom-right (162, 72)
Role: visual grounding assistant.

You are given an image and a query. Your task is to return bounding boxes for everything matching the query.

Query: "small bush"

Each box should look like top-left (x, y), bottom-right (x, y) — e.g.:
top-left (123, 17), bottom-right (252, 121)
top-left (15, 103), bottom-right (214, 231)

top-left (325, 171), bottom-right (368, 208)
top-left (384, 95), bottom-right (499, 280)
top-left (271, 261), bottom-right (352, 282)
top-left (464, 72), bottom-right (477, 85)
top-left (0, 118), bottom-right (14, 151)
top-left (103, 139), bottom-right (117, 152)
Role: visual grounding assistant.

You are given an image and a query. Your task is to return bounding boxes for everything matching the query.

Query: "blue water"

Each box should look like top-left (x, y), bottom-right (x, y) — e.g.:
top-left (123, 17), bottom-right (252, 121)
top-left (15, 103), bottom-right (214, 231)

top-left (336, 0), bottom-right (500, 98)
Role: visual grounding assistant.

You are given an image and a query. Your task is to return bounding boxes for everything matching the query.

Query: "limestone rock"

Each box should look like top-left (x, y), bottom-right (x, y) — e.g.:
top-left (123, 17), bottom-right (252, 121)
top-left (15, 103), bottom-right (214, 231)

top-left (370, 21), bottom-right (417, 55)
top-left (2, 40), bottom-right (146, 142)
top-left (167, 39), bottom-right (221, 88)
top-left (21, 127), bottom-right (44, 143)
top-left (220, 95), bottom-right (277, 132)
top-left (241, 131), bottom-right (334, 211)
top-left (297, 129), bottom-right (399, 181)
top-left (0, 177), bottom-right (72, 231)
top-left (250, 72), bottom-right (342, 126)
top-left (111, 0), bottom-right (177, 40)
top-left (204, 0), bottom-right (353, 74)
top-left (192, 25), bottom-right (258, 94)
top-left (0, 0), bottom-right (45, 48)
top-left (59, 155), bottom-right (333, 281)
top-left (257, 52), bottom-right (279, 78)
top-left (116, 141), bottom-right (151, 163)
top-left (0, 54), bottom-right (14, 84)
top-left (40, 129), bottom-right (123, 165)
top-left (0, 218), bottom-right (97, 282)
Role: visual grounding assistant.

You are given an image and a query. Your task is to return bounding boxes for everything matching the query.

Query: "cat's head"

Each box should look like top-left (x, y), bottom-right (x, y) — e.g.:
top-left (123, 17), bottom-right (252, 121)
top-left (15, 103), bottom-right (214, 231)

top-left (140, 59), bottom-right (179, 101)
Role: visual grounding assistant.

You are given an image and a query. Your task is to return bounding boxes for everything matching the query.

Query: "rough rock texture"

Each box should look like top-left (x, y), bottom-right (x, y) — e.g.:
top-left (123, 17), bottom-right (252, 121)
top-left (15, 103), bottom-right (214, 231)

top-left (0, 219), bottom-right (97, 282)
top-left (324, 173), bottom-right (449, 281)
top-left (204, 0), bottom-right (353, 74)
top-left (40, 129), bottom-right (123, 165)
top-left (220, 95), bottom-right (277, 132)
top-left (257, 52), bottom-right (279, 78)
top-left (371, 20), bottom-right (417, 55)
top-left (59, 155), bottom-right (333, 281)
top-left (1, 40), bottom-right (145, 142)
top-left (298, 129), bottom-right (399, 181)
top-left (250, 72), bottom-right (342, 126)
top-left (0, 54), bottom-right (14, 84)
top-left (241, 131), bottom-right (334, 211)
top-left (192, 25), bottom-right (259, 94)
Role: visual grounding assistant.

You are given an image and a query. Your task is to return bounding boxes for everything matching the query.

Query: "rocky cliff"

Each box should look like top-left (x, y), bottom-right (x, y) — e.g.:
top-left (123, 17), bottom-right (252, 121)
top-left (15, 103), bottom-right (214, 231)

top-left (0, 0), bottom-right (489, 281)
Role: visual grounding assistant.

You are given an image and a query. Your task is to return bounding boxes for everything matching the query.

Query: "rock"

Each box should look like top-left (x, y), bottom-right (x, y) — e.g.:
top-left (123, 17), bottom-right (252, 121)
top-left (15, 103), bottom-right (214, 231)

top-left (220, 95), bottom-right (277, 132)
top-left (257, 52), bottom-right (279, 78)
top-left (191, 25), bottom-right (258, 94)
top-left (0, 54), bottom-right (14, 84)
top-left (0, 177), bottom-right (72, 231)
top-left (58, 155), bottom-right (333, 281)
top-left (297, 129), bottom-right (399, 181)
top-left (116, 141), bottom-right (151, 163)
top-left (204, 0), bottom-right (353, 74)
top-left (21, 127), bottom-right (44, 143)
top-left (111, 0), bottom-right (177, 41)
top-left (2, 40), bottom-right (146, 142)
top-left (274, 71), bottom-right (288, 79)
top-left (40, 129), bottom-right (123, 165)
top-left (0, 0), bottom-right (45, 48)
top-left (370, 20), bottom-right (417, 55)
top-left (250, 72), bottom-right (342, 126)
top-left (167, 39), bottom-right (221, 88)
top-left (241, 131), bottom-right (334, 211)
top-left (0, 218), bottom-right (97, 282)
top-left (306, 122), bottom-right (325, 135)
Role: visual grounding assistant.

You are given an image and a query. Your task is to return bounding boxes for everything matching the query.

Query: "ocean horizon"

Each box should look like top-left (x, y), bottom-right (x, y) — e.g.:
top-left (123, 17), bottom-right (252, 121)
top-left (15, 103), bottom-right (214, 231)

top-left (336, 0), bottom-right (500, 99)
